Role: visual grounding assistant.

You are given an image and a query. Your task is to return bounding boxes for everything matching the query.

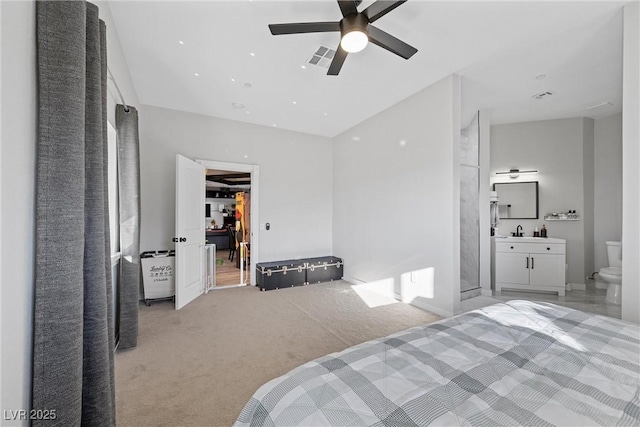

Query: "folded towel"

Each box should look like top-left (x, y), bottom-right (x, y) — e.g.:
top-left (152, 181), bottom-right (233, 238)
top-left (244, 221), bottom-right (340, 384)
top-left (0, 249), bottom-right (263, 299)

top-left (490, 202), bottom-right (500, 227)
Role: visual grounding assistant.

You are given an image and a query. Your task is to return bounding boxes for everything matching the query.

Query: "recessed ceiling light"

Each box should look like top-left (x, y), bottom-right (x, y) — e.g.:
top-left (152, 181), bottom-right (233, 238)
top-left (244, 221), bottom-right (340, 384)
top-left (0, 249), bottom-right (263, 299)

top-left (272, 124), bottom-right (277, 127)
top-left (301, 65), bottom-right (306, 69)
top-left (194, 72), bottom-right (199, 77)
top-left (178, 40), bottom-right (184, 45)
top-left (292, 101), bottom-right (297, 105)
top-left (243, 82), bottom-right (252, 88)
top-left (244, 154), bottom-right (249, 159)
top-left (245, 110), bottom-right (250, 114)
top-left (535, 74), bottom-right (547, 80)
top-left (399, 139), bottom-right (407, 146)
top-left (231, 78), bottom-right (236, 82)
top-left (232, 102), bottom-right (245, 109)
top-left (250, 52), bottom-right (255, 57)
top-left (352, 136), bottom-right (360, 141)
top-left (323, 113), bottom-right (328, 116)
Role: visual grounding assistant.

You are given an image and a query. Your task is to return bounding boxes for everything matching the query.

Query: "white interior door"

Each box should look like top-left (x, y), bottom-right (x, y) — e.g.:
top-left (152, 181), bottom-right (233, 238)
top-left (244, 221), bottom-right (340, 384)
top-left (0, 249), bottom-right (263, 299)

top-left (175, 154), bottom-right (205, 310)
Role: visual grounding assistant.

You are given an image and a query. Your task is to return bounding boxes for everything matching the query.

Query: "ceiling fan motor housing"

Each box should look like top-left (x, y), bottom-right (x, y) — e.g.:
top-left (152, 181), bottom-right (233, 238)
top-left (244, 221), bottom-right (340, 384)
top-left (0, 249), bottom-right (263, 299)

top-left (340, 13), bottom-right (369, 38)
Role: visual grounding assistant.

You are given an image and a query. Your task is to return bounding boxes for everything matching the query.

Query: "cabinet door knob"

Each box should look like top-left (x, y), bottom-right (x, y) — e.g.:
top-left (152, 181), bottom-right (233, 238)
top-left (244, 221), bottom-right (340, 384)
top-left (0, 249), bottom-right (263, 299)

top-left (547, 247), bottom-right (551, 250)
top-left (510, 246), bottom-right (514, 249)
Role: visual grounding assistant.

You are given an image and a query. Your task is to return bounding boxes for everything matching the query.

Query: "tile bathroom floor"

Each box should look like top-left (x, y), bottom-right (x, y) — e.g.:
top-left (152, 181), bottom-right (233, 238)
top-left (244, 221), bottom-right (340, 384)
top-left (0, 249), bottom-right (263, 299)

top-left (461, 286), bottom-right (621, 319)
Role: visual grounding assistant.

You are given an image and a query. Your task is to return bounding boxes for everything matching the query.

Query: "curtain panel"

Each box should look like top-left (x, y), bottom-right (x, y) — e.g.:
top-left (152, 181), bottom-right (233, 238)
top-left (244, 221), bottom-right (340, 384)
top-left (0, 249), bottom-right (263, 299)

top-left (33, 1), bottom-right (115, 425)
top-left (116, 104), bottom-right (140, 350)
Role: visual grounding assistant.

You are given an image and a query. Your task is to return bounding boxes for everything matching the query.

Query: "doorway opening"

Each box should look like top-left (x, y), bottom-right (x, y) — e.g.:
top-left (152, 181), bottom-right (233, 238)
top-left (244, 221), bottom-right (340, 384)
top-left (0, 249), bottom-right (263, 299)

top-left (205, 169), bottom-right (249, 287)
top-left (198, 159), bottom-right (259, 288)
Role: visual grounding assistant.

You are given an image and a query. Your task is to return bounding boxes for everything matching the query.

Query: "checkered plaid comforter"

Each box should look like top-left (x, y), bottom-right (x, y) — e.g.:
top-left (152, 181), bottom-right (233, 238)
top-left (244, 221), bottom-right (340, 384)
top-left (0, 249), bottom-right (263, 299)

top-left (235, 300), bottom-right (640, 426)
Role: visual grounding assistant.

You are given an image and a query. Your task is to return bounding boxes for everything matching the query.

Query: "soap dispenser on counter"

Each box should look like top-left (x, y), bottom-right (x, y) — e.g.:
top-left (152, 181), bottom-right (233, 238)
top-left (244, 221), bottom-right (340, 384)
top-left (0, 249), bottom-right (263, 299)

top-left (540, 224), bottom-right (547, 238)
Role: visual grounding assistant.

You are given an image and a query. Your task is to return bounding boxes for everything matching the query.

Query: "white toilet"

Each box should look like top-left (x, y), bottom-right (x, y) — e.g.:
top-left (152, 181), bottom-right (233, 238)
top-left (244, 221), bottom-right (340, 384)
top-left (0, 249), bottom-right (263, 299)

top-left (598, 241), bottom-right (622, 305)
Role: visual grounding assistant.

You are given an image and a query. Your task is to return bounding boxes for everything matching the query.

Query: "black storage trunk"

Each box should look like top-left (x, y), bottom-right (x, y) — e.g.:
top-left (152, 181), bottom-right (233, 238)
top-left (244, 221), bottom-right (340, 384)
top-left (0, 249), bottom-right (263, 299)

top-left (256, 259), bottom-right (307, 291)
top-left (304, 256), bottom-right (343, 284)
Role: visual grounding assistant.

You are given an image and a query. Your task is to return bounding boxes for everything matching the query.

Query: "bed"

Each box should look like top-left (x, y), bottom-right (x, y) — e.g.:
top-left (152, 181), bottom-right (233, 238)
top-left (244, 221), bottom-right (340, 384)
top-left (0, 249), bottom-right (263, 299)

top-left (235, 300), bottom-right (639, 426)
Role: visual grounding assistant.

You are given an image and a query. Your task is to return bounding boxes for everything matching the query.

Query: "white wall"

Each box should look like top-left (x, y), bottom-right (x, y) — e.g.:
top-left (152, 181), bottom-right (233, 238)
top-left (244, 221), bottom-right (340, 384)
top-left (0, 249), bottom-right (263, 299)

top-left (332, 75), bottom-right (461, 318)
top-left (1, 1), bottom-right (36, 421)
top-left (490, 118), bottom-right (595, 286)
top-left (582, 119), bottom-right (595, 282)
top-left (594, 113), bottom-right (622, 271)
top-left (621, 1), bottom-right (639, 324)
top-left (479, 111), bottom-right (492, 295)
top-left (0, 2), bottom-right (139, 421)
top-left (138, 106), bottom-right (333, 263)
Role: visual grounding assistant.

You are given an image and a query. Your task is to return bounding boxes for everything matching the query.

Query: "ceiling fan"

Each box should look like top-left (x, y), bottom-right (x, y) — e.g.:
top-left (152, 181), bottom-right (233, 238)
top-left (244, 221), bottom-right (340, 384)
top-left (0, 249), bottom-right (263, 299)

top-left (268, 0), bottom-right (418, 76)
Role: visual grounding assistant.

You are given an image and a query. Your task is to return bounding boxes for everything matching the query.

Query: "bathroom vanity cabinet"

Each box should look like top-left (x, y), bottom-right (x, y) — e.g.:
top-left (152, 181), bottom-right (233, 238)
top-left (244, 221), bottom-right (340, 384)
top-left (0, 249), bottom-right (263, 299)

top-left (494, 237), bottom-right (566, 296)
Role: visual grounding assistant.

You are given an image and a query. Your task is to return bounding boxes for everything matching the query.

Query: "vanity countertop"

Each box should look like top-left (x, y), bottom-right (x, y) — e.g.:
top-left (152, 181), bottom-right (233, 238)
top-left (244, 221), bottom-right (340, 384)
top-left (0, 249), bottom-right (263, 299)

top-left (493, 236), bottom-right (565, 244)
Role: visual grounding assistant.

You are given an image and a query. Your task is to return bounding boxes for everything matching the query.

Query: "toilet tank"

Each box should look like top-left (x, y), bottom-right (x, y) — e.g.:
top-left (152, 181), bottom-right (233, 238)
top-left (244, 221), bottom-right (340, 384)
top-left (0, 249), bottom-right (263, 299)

top-left (606, 241), bottom-right (622, 267)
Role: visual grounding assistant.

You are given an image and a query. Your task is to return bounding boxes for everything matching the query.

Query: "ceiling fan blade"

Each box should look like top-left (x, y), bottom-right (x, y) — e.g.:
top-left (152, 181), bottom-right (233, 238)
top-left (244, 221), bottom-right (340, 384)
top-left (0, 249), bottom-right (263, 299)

top-left (269, 22), bottom-right (340, 35)
top-left (362, 0), bottom-right (407, 23)
top-left (327, 46), bottom-right (348, 75)
top-left (368, 25), bottom-right (417, 59)
top-left (337, 0), bottom-right (359, 17)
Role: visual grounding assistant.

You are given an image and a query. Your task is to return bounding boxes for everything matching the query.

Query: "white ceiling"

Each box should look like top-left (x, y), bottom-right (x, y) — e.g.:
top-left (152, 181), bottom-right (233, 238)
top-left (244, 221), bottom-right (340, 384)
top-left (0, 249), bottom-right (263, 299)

top-left (108, 0), bottom-right (626, 137)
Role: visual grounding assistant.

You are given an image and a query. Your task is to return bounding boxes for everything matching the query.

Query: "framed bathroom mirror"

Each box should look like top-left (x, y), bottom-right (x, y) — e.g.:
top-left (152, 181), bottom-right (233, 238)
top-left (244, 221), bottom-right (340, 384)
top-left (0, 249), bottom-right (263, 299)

top-left (493, 181), bottom-right (539, 219)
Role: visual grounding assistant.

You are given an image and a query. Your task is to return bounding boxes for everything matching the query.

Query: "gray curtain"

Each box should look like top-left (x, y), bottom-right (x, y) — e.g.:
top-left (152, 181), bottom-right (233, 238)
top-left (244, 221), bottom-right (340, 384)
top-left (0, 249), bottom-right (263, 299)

top-left (116, 104), bottom-right (140, 350)
top-left (33, 1), bottom-right (115, 425)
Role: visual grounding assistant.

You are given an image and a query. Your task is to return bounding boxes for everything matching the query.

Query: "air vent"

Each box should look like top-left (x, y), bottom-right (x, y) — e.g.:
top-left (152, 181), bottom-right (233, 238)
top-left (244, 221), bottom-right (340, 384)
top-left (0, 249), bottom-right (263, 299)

top-left (532, 91), bottom-right (555, 100)
top-left (305, 46), bottom-right (336, 69)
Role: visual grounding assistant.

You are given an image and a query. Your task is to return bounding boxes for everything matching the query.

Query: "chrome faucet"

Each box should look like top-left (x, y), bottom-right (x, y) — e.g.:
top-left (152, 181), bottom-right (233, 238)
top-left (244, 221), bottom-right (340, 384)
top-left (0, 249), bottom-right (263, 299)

top-left (515, 225), bottom-right (523, 237)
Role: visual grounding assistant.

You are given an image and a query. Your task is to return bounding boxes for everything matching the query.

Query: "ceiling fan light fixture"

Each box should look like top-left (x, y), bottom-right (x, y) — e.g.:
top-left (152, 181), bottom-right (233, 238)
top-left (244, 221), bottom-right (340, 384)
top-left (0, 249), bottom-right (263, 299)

top-left (341, 29), bottom-right (368, 53)
top-left (339, 13), bottom-right (369, 53)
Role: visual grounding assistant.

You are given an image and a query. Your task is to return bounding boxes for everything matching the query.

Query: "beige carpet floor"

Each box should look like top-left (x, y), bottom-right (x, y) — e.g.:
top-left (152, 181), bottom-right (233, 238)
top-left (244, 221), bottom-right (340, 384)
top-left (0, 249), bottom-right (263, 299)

top-left (115, 280), bottom-right (441, 427)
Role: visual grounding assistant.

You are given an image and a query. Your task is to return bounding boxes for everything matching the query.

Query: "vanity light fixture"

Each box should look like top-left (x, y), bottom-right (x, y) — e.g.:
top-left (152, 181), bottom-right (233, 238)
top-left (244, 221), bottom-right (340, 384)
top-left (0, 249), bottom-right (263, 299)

top-left (495, 168), bottom-right (538, 179)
